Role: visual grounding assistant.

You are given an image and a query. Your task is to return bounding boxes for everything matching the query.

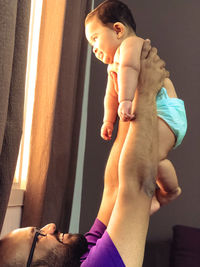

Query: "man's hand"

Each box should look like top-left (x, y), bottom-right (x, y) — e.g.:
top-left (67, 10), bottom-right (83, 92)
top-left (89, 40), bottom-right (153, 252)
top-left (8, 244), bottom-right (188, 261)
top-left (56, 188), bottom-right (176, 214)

top-left (138, 39), bottom-right (169, 96)
top-left (118, 100), bottom-right (135, 121)
top-left (101, 121), bottom-right (114, 140)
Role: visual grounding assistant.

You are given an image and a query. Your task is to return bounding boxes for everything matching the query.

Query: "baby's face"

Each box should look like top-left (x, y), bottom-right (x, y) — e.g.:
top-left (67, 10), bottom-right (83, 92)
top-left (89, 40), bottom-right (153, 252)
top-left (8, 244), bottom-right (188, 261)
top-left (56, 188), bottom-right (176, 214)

top-left (85, 16), bottom-right (121, 64)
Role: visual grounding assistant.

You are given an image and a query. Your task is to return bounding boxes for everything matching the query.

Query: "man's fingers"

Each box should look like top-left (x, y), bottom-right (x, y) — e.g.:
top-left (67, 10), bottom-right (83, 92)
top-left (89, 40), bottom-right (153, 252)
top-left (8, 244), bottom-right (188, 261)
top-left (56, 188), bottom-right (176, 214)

top-left (140, 41), bottom-right (170, 87)
top-left (148, 47), bottom-right (158, 58)
top-left (148, 48), bottom-right (167, 70)
top-left (141, 39), bottom-right (151, 60)
top-left (155, 58), bottom-right (166, 70)
top-left (146, 47), bottom-right (160, 65)
top-left (160, 59), bottom-right (166, 68)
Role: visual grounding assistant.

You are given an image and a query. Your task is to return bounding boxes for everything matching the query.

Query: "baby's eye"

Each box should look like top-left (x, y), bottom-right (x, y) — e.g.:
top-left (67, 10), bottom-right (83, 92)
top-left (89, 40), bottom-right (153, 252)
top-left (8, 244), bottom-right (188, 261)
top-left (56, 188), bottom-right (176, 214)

top-left (93, 36), bottom-right (97, 42)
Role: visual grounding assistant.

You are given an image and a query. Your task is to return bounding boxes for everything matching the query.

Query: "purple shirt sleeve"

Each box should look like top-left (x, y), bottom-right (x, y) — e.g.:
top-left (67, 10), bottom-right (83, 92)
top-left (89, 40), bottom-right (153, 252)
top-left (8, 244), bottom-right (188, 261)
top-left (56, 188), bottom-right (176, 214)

top-left (80, 218), bottom-right (125, 267)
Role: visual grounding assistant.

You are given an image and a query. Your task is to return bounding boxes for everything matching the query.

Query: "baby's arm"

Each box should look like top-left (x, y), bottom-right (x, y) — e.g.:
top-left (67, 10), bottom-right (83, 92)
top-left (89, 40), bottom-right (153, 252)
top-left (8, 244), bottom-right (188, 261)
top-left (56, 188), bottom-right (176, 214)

top-left (101, 70), bottom-right (119, 140)
top-left (118, 36), bottom-right (144, 121)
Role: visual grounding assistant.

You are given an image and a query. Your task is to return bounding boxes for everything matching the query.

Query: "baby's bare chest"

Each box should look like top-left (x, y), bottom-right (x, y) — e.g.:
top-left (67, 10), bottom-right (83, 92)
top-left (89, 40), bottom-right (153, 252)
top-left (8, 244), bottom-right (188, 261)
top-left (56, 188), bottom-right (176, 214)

top-left (108, 49), bottom-right (120, 74)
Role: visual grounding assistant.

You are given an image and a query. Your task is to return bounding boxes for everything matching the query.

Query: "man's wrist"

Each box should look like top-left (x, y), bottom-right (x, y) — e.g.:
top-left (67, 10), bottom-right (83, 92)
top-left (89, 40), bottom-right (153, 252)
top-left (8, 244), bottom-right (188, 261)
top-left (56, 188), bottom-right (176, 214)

top-left (134, 86), bottom-right (157, 116)
top-left (137, 84), bottom-right (158, 98)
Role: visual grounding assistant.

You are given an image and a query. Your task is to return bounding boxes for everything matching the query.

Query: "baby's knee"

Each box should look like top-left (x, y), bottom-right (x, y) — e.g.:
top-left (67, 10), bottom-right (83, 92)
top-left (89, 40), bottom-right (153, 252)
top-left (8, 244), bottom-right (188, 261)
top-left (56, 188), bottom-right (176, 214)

top-left (158, 158), bottom-right (172, 169)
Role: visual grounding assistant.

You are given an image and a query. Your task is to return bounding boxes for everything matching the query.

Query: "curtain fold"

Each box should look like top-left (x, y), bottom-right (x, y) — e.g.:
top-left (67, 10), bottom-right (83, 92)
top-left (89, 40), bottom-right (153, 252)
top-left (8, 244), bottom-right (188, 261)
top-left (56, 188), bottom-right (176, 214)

top-left (0, 0), bottom-right (31, 233)
top-left (22, 0), bottom-right (91, 232)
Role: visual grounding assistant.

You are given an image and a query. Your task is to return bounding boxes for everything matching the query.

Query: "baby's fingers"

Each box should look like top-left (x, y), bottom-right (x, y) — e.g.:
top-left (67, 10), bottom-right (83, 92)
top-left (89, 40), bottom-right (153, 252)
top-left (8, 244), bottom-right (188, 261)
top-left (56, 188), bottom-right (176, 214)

top-left (107, 129), bottom-right (112, 139)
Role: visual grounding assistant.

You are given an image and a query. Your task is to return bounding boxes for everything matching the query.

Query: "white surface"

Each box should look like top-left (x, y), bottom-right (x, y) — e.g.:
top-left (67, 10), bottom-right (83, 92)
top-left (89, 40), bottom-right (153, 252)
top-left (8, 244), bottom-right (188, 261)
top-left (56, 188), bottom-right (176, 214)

top-left (69, 0), bottom-right (93, 233)
top-left (1, 189), bottom-right (24, 237)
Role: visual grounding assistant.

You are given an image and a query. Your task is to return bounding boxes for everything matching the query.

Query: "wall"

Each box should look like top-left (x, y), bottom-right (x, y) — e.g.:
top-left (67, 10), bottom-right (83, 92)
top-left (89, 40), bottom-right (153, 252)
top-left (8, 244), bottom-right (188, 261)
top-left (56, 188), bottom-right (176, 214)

top-left (80, 0), bottom-right (200, 266)
top-left (1, 188), bottom-right (24, 237)
top-left (69, 40), bottom-right (93, 233)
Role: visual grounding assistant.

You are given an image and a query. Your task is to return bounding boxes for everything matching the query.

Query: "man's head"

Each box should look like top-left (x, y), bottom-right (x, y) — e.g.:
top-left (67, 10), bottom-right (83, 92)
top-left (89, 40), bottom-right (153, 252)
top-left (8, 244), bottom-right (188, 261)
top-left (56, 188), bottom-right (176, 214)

top-left (0, 223), bottom-right (88, 267)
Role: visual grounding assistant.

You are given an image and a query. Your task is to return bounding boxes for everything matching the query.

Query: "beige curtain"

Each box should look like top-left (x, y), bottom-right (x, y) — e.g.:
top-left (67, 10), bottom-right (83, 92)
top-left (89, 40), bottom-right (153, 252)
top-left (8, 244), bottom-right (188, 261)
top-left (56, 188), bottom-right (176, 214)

top-left (0, 0), bottom-right (31, 233)
top-left (22, 0), bottom-right (91, 232)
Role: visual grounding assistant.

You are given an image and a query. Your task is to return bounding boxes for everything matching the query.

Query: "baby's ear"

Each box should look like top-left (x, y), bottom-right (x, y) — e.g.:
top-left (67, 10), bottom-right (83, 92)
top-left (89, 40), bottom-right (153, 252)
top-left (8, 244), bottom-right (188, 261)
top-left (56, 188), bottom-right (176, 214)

top-left (113, 22), bottom-right (125, 38)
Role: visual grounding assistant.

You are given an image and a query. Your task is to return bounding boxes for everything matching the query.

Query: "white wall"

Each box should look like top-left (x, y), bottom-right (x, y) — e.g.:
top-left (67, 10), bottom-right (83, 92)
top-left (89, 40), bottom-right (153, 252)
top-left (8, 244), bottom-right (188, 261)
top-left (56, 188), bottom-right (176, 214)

top-left (1, 188), bottom-right (24, 237)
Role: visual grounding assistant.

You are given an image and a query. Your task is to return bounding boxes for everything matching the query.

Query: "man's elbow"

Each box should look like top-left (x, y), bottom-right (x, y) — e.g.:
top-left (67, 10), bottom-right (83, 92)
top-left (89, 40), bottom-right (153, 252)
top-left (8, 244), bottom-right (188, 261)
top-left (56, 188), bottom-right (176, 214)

top-left (142, 176), bottom-right (156, 198)
top-left (137, 163), bottom-right (157, 198)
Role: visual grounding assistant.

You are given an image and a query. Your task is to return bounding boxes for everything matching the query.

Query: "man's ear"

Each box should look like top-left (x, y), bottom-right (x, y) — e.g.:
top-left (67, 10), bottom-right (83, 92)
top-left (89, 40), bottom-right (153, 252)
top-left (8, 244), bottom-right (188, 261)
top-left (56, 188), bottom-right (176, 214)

top-left (113, 22), bottom-right (125, 38)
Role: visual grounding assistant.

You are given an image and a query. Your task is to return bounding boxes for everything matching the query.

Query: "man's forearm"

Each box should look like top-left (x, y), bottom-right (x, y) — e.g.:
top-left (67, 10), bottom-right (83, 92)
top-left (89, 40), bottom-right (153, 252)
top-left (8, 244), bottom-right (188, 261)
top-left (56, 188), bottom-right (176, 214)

top-left (118, 43), bottom-right (167, 196)
top-left (119, 88), bottom-right (158, 197)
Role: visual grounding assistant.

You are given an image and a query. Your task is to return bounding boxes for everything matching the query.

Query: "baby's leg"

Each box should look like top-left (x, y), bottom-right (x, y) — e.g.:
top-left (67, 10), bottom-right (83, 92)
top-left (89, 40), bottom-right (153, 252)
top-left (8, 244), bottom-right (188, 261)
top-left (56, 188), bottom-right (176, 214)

top-left (156, 159), bottom-right (181, 205)
top-left (151, 118), bottom-right (181, 214)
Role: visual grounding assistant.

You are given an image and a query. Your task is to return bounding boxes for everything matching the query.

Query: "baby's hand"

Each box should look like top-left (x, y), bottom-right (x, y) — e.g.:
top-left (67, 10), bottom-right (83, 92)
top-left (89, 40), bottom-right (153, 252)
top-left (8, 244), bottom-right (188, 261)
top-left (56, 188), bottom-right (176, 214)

top-left (118, 100), bottom-right (135, 121)
top-left (101, 121), bottom-right (114, 140)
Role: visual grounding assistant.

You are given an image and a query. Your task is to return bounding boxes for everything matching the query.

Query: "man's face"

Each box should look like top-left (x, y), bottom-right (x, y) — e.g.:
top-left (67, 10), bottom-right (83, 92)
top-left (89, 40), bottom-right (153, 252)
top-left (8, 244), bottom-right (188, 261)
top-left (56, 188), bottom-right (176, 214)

top-left (0, 223), bottom-right (87, 266)
top-left (85, 16), bottom-right (121, 64)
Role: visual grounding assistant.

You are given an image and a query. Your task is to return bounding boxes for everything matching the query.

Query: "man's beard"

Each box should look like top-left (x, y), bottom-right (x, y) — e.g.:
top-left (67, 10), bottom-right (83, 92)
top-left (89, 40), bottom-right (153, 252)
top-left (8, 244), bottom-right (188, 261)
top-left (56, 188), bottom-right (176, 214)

top-left (42, 234), bottom-right (88, 267)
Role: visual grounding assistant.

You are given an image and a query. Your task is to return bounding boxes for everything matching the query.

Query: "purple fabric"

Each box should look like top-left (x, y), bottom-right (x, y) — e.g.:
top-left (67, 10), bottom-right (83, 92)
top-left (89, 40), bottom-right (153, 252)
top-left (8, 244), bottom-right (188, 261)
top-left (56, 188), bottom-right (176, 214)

top-left (80, 218), bottom-right (125, 267)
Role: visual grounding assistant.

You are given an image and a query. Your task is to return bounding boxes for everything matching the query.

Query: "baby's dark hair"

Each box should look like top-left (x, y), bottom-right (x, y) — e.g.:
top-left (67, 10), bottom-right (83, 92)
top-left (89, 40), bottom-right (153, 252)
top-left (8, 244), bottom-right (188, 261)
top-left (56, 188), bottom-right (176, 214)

top-left (85, 0), bottom-right (136, 32)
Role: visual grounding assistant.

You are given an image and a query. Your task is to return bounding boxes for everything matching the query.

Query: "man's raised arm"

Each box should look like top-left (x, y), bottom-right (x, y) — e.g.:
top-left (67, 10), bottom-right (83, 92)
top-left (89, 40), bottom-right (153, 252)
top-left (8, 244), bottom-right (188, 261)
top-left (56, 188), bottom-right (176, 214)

top-left (107, 40), bottom-right (169, 267)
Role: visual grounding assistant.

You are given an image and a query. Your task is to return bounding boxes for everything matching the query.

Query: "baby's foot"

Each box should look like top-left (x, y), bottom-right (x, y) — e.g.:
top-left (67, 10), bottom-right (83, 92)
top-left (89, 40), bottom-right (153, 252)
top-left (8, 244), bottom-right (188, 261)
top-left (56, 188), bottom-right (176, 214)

top-left (157, 186), bottom-right (182, 206)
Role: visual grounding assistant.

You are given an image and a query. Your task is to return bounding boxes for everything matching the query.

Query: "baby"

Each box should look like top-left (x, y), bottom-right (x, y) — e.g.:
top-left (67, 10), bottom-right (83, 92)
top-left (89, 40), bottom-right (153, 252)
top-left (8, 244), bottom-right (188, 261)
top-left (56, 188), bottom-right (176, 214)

top-left (85, 0), bottom-right (187, 211)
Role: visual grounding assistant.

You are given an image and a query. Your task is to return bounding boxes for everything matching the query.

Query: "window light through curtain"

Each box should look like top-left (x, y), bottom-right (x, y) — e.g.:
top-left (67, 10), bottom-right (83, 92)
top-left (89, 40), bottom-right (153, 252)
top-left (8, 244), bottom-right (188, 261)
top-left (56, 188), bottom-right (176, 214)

top-left (14, 0), bottom-right (43, 189)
